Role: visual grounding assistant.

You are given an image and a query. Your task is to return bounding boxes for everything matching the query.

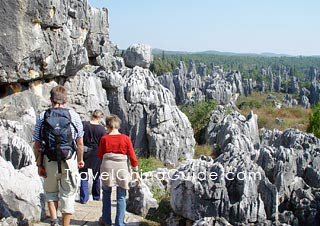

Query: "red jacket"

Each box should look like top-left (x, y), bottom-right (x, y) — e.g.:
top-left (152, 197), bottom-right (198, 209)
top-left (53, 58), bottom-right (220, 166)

top-left (98, 134), bottom-right (138, 167)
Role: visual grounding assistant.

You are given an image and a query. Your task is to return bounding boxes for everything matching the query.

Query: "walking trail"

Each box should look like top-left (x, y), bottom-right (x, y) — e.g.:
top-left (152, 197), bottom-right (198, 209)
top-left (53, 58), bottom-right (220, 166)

top-left (33, 187), bottom-right (145, 226)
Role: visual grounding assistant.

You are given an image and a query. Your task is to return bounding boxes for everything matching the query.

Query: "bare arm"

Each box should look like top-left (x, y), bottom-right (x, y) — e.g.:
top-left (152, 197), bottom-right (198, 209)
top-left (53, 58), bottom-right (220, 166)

top-left (34, 140), bottom-right (42, 166)
top-left (34, 140), bottom-right (46, 177)
top-left (76, 137), bottom-right (84, 168)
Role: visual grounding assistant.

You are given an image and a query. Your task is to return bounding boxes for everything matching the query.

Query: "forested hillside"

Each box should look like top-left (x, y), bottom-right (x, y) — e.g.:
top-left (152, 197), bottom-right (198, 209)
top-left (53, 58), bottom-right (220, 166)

top-left (150, 52), bottom-right (320, 86)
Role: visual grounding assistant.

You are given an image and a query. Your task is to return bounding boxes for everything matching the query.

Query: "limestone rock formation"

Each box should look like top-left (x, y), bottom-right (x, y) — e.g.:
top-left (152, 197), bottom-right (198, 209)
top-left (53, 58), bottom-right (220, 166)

top-left (106, 66), bottom-right (195, 164)
top-left (0, 0), bottom-right (116, 83)
top-left (289, 76), bottom-right (300, 94)
top-left (0, 157), bottom-right (44, 224)
top-left (157, 73), bottom-right (176, 99)
top-left (127, 182), bottom-right (159, 217)
top-left (275, 74), bottom-right (282, 92)
top-left (0, 0), bottom-right (197, 224)
top-left (193, 217), bottom-right (232, 226)
top-left (309, 80), bottom-right (320, 105)
top-left (170, 107), bottom-right (320, 225)
top-left (172, 61), bottom-right (203, 105)
top-left (123, 44), bottom-right (153, 69)
top-left (282, 94), bottom-right (298, 107)
top-left (65, 67), bottom-right (110, 119)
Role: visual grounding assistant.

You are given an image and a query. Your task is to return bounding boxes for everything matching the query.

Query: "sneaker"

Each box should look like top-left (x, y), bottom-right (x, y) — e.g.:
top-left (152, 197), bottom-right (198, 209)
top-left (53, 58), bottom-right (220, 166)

top-left (99, 217), bottom-right (111, 226)
top-left (50, 219), bottom-right (60, 226)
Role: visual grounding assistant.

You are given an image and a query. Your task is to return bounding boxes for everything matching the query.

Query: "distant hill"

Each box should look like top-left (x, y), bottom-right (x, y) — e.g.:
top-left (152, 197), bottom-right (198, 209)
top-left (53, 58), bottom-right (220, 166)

top-left (151, 48), bottom-right (313, 57)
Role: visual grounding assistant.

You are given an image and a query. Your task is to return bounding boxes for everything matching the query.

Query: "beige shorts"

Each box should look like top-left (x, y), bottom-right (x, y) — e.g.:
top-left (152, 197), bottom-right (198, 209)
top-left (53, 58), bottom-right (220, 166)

top-left (43, 156), bottom-right (79, 214)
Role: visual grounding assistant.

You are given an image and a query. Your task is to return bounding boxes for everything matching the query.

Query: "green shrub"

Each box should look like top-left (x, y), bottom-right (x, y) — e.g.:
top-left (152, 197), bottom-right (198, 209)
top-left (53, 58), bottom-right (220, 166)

top-left (138, 157), bottom-right (165, 172)
top-left (145, 190), bottom-right (171, 224)
top-left (180, 100), bottom-right (216, 144)
top-left (307, 103), bottom-right (320, 138)
top-left (194, 144), bottom-right (214, 159)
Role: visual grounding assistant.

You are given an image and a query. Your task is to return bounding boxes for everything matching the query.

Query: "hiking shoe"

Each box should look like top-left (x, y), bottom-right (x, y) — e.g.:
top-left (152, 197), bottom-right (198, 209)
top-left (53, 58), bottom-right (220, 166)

top-left (50, 219), bottom-right (60, 226)
top-left (99, 217), bottom-right (111, 226)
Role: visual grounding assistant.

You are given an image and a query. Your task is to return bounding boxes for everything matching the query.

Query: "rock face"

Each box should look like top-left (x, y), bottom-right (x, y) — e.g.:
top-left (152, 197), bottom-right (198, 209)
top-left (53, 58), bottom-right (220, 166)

top-left (0, 0), bottom-right (116, 84)
top-left (127, 182), bottom-right (159, 217)
top-left (193, 217), bottom-right (232, 226)
top-left (172, 61), bottom-right (203, 105)
top-left (309, 80), bottom-right (320, 105)
top-left (282, 94), bottom-right (298, 107)
top-left (65, 67), bottom-right (110, 120)
top-left (0, 0), bottom-right (196, 224)
top-left (170, 106), bottom-right (320, 225)
top-left (0, 158), bottom-right (44, 224)
top-left (157, 62), bottom-right (243, 106)
top-left (157, 73), bottom-right (176, 99)
top-left (0, 121), bottom-right (35, 169)
top-left (105, 66), bottom-right (195, 164)
top-left (123, 44), bottom-right (152, 69)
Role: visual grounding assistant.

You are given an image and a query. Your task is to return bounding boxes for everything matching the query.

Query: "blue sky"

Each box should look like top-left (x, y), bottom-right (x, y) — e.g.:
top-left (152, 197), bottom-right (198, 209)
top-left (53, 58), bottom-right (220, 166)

top-left (88, 0), bottom-right (320, 56)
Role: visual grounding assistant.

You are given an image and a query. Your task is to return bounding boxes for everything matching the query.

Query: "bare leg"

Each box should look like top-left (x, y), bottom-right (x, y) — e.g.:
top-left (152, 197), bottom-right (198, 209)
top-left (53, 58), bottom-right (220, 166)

top-left (62, 213), bottom-right (72, 226)
top-left (48, 201), bottom-right (58, 219)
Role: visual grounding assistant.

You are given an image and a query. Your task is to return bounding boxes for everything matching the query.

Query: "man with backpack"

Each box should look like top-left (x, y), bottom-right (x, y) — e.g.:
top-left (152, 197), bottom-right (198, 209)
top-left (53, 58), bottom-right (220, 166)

top-left (33, 85), bottom-right (84, 226)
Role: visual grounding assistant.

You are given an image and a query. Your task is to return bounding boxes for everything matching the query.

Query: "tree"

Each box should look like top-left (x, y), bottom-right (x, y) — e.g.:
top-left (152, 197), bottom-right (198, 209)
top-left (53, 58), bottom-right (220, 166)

top-left (307, 103), bottom-right (320, 138)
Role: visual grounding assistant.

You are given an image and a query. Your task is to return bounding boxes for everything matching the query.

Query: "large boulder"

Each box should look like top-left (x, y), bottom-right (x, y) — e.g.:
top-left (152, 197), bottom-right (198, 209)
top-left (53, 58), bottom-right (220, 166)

top-left (127, 182), bottom-right (158, 217)
top-left (0, 157), bottom-right (44, 224)
top-left (123, 44), bottom-right (152, 69)
top-left (106, 66), bottom-right (195, 164)
top-left (0, 121), bottom-right (35, 169)
top-left (172, 61), bottom-right (203, 105)
top-left (204, 71), bottom-right (242, 105)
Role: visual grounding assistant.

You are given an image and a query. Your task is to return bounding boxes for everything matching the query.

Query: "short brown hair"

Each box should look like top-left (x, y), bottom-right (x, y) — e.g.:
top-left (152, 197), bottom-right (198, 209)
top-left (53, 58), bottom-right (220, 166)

top-left (105, 114), bottom-right (121, 129)
top-left (91, 109), bottom-right (104, 120)
top-left (50, 85), bottom-right (68, 105)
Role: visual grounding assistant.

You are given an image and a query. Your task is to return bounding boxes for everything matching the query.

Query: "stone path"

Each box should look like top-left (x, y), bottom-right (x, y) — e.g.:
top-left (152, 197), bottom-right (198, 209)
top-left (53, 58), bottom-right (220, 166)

top-left (34, 188), bottom-right (144, 226)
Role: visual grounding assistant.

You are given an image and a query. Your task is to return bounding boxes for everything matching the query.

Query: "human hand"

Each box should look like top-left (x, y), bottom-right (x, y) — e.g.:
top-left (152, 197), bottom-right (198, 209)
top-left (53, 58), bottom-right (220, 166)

top-left (78, 160), bottom-right (85, 169)
top-left (38, 166), bottom-right (47, 178)
top-left (132, 171), bottom-right (141, 186)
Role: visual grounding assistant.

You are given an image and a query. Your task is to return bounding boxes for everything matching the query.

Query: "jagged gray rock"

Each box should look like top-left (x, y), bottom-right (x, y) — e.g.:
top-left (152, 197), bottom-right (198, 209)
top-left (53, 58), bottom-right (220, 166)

top-left (193, 217), bottom-right (232, 226)
top-left (289, 76), bottom-right (300, 94)
top-left (172, 61), bottom-right (203, 105)
top-left (106, 66), bottom-right (195, 164)
top-left (127, 182), bottom-right (159, 217)
top-left (243, 78), bottom-right (253, 96)
top-left (197, 63), bottom-right (207, 76)
top-left (85, 7), bottom-right (116, 58)
top-left (309, 80), bottom-right (320, 105)
top-left (299, 95), bottom-right (310, 108)
top-left (157, 73), bottom-right (176, 99)
top-left (269, 73), bottom-right (274, 91)
top-left (275, 75), bottom-right (282, 92)
top-left (170, 108), bottom-right (320, 225)
top-left (282, 94), bottom-right (298, 107)
top-left (123, 44), bottom-right (152, 69)
top-left (0, 157), bottom-right (44, 224)
top-left (258, 129), bottom-right (320, 225)
top-left (64, 67), bottom-right (110, 120)
top-left (0, 121), bottom-right (35, 169)
top-left (0, 0), bottom-right (116, 84)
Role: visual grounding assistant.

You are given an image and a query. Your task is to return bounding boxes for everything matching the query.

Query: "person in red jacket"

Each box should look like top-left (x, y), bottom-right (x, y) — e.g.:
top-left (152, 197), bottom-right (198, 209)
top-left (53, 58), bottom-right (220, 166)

top-left (98, 114), bottom-right (139, 226)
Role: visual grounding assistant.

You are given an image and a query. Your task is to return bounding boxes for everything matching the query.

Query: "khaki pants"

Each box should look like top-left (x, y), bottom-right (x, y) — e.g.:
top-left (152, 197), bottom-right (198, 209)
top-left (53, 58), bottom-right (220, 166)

top-left (43, 155), bottom-right (79, 214)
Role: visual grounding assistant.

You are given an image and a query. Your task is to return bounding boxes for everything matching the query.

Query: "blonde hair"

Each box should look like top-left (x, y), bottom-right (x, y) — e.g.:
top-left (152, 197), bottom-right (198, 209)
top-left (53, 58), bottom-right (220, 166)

top-left (91, 109), bottom-right (104, 120)
top-left (105, 114), bottom-right (121, 129)
top-left (50, 85), bottom-right (68, 104)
